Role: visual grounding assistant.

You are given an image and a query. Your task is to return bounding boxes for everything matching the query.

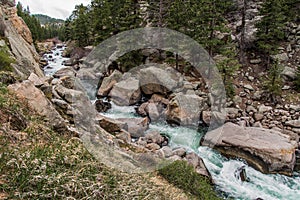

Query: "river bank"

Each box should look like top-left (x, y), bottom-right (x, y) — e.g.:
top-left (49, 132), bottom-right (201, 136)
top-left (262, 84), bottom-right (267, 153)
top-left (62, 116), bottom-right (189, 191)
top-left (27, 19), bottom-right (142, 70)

top-left (30, 43), bottom-right (300, 199)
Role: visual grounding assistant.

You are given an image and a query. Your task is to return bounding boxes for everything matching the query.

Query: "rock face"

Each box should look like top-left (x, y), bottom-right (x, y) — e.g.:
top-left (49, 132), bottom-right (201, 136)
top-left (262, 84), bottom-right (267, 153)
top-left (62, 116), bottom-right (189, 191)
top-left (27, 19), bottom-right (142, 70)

top-left (166, 93), bottom-right (206, 126)
top-left (0, 4), bottom-right (43, 79)
top-left (8, 81), bottom-right (66, 131)
top-left (109, 77), bottom-right (141, 106)
top-left (139, 66), bottom-right (180, 95)
top-left (202, 123), bottom-right (297, 176)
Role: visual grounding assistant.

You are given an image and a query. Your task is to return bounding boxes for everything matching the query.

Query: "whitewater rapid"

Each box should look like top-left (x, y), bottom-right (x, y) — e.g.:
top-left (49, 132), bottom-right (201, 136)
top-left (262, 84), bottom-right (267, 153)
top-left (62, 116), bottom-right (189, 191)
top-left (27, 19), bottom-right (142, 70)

top-left (102, 103), bottom-right (300, 200)
top-left (44, 47), bottom-right (300, 200)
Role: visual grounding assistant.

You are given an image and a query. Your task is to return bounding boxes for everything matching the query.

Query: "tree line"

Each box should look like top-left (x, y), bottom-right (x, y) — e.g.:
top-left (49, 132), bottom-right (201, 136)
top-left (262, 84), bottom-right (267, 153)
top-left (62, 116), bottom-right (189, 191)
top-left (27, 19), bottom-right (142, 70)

top-left (15, 0), bottom-right (300, 99)
top-left (64, 0), bottom-right (299, 99)
top-left (16, 2), bottom-right (66, 42)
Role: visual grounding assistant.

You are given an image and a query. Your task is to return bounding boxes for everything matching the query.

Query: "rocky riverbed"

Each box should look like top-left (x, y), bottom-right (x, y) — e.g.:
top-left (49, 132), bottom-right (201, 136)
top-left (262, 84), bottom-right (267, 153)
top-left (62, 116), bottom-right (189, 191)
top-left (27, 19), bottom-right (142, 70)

top-left (5, 42), bottom-right (300, 199)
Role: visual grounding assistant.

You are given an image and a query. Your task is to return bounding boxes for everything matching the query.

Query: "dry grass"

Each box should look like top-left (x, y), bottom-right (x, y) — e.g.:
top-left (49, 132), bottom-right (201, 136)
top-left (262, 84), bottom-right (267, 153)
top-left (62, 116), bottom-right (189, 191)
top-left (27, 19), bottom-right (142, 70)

top-left (0, 83), bottom-right (194, 200)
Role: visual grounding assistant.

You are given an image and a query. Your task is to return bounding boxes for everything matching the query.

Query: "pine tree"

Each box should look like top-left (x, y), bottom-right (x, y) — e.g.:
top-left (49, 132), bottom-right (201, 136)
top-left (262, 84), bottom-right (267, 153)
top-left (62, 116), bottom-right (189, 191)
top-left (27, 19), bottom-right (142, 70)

top-left (263, 60), bottom-right (283, 103)
top-left (70, 4), bottom-right (91, 47)
top-left (216, 46), bottom-right (240, 99)
top-left (255, 0), bottom-right (287, 67)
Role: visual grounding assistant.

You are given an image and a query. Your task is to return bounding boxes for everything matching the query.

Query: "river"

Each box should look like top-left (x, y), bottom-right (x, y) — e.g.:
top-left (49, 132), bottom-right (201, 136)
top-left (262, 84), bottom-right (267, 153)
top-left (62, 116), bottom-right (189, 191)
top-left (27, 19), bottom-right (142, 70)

top-left (44, 45), bottom-right (300, 200)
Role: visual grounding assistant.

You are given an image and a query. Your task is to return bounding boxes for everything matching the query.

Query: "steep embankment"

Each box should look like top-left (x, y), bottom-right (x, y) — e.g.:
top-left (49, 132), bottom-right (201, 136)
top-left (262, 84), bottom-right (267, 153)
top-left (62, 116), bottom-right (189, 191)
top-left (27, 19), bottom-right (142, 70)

top-left (0, 2), bottom-right (43, 79)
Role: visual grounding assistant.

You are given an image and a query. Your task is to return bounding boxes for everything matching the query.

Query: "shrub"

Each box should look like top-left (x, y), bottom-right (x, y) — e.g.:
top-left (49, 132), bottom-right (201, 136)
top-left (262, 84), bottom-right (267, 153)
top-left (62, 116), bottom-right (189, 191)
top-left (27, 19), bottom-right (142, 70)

top-left (159, 160), bottom-right (221, 200)
top-left (0, 48), bottom-right (14, 72)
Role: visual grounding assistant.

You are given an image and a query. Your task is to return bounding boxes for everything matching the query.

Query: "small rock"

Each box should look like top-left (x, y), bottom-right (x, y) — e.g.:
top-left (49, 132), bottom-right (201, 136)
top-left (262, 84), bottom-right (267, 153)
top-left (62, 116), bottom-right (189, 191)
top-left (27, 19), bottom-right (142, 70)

top-left (250, 59), bottom-right (262, 64)
top-left (281, 67), bottom-right (296, 80)
top-left (53, 67), bottom-right (76, 78)
top-left (28, 73), bottom-right (44, 86)
top-left (116, 130), bottom-right (131, 143)
top-left (258, 105), bottom-right (273, 113)
top-left (145, 131), bottom-right (164, 145)
top-left (246, 106), bottom-right (257, 113)
top-left (254, 113), bottom-right (264, 121)
top-left (95, 99), bottom-right (112, 113)
top-left (285, 120), bottom-right (300, 128)
top-left (98, 117), bottom-right (127, 134)
top-left (117, 117), bottom-right (149, 138)
top-left (97, 70), bottom-right (122, 97)
top-left (244, 84), bottom-right (254, 91)
top-left (158, 146), bottom-right (173, 158)
top-left (290, 105), bottom-right (300, 112)
top-left (271, 53), bottom-right (289, 62)
top-left (172, 147), bottom-right (186, 157)
top-left (146, 143), bottom-right (161, 151)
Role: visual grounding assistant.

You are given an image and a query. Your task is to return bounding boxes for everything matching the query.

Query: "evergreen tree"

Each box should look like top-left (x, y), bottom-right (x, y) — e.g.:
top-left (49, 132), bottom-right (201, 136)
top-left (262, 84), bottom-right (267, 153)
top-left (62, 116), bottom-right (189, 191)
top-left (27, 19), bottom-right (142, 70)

top-left (255, 0), bottom-right (287, 67)
top-left (70, 4), bottom-right (91, 47)
top-left (263, 60), bottom-right (283, 103)
top-left (216, 46), bottom-right (240, 99)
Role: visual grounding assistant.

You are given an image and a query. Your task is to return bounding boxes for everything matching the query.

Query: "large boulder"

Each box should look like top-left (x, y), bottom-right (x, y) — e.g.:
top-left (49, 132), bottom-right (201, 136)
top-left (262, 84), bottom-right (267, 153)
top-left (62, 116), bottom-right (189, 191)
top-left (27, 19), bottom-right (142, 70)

top-left (139, 66), bottom-right (181, 95)
top-left (138, 102), bottom-right (165, 122)
top-left (8, 81), bottom-right (66, 131)
top-left (166, 93), bottom-right (206, 126)
top-left (202, 122), bottom-right (298, 176)
top-left (53, 67), bottom-right (76, 78)
top-left (184, 152), bottom-right (211, 179)
top-left (109, 77), bottom-right (141, 106)
top-left (117, 117), bottom-right (149, 138)
top-left (97, 116), bottom-right (128, 134)
top-left (97, 70), bottom-right (122, 97)
top-left (55, 84), bottom-right (83, 103)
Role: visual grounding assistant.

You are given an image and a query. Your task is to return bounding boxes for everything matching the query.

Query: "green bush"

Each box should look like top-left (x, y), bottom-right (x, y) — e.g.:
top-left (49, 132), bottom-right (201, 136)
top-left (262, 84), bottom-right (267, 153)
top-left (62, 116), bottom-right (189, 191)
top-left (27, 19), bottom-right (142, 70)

top-left (263, 60), bottom-right (283, 103)
top-left (159, 160), bottom-right (221, 200)
top-left (0, 49), bottom-right (14, 72)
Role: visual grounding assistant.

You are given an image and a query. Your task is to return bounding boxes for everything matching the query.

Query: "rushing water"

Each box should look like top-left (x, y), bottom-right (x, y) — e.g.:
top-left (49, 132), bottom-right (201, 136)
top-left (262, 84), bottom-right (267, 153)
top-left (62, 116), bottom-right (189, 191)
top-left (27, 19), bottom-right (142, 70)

top-left (101, 103), bottom-right (300, 200)
top-left (44, 47), bottom-right (300, 200)
top-left (43, 45), bottom-right (68, 76)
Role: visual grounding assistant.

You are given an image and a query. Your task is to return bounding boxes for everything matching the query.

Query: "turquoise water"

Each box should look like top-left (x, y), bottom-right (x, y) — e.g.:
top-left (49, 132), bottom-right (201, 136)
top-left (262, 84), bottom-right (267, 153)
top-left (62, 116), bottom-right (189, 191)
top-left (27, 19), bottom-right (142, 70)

top-left (103, 103), bottom-right (300, 200)
top-left (45, 50), bottom-right (300, 200)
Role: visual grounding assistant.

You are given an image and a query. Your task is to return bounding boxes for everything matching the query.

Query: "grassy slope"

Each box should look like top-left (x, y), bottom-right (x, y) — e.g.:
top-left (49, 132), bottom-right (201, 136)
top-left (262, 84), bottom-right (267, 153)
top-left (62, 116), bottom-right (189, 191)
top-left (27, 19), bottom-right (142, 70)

top-left (0, 83), bottom-right (220, 200)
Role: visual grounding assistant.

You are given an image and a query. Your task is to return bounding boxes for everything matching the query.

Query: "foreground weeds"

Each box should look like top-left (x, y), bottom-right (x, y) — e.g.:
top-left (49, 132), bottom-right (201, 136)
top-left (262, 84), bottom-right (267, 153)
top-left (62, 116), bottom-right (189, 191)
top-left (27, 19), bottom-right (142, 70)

top-left (0, 83), bottom-right (194, 199)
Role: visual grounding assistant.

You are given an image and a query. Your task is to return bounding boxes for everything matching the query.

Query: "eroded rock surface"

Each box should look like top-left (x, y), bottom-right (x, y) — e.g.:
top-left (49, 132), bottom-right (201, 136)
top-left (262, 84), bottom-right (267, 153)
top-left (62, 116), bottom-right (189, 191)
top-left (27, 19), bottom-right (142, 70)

top-left (202, 122), bottom-right (298, 176)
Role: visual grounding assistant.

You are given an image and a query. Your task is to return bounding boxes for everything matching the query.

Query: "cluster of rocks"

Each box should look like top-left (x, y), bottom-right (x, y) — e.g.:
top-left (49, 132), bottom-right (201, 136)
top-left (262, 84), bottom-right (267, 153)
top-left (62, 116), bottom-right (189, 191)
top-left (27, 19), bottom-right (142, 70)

top-left (96, 64), bottom-right (209, 127)
top-left (92, 59), bottom-right (299, 176)
top-left (97, 115), bottom-right (211, 178)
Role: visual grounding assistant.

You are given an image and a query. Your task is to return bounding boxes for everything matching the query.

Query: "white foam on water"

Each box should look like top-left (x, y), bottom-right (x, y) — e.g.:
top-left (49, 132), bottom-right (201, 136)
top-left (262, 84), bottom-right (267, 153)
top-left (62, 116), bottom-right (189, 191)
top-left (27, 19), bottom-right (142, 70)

top-left (198, 146), bottom-right (300, 200)
top-left (101, 102), bottom-right (139, 119)
top-left (44, 51), bottom-right (300, 199)
top-left (104, 104), bottom-right (300, 200)
top-left (43, 46), bottom-right (68, 76)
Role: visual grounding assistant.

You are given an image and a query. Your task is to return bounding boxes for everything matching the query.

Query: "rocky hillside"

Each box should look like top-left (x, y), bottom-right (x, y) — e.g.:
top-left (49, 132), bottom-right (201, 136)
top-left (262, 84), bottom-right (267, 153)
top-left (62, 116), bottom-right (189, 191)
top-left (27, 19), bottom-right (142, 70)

top-left (0, 1), bottom-right (43, 79)
top-left (0, 2), bottom-right (220, 199)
